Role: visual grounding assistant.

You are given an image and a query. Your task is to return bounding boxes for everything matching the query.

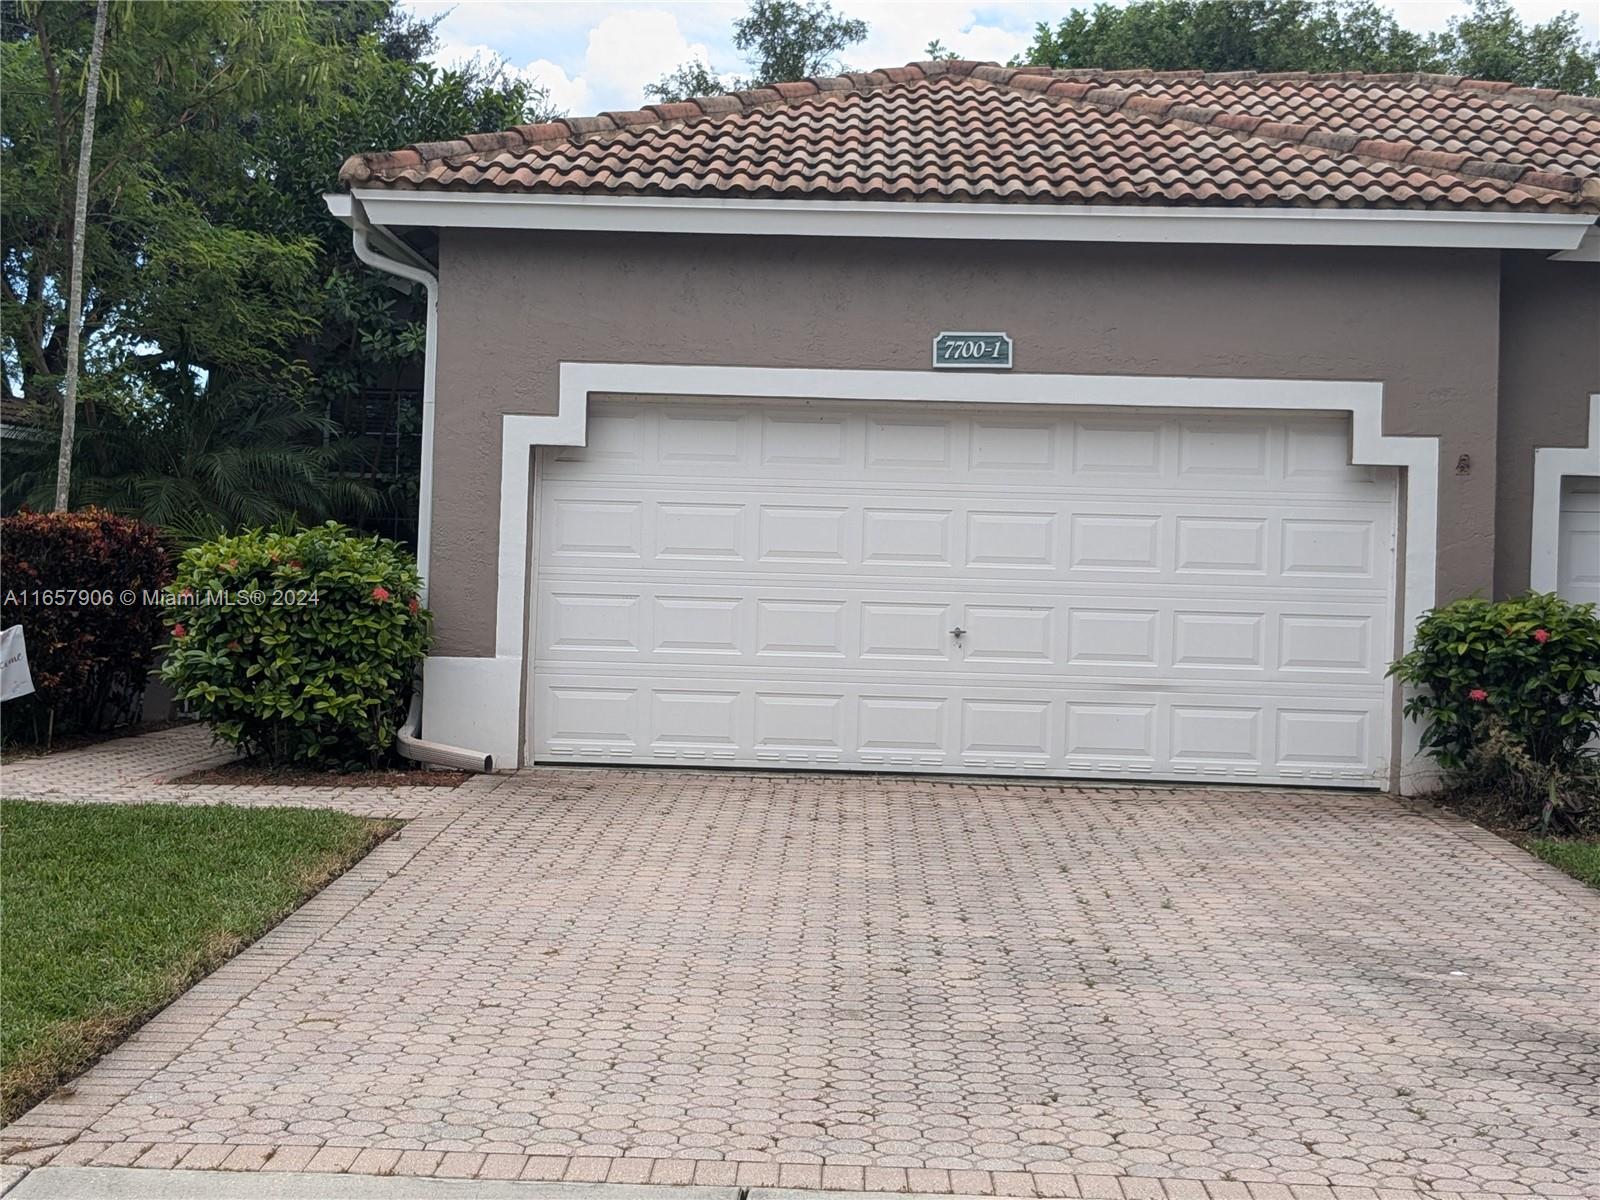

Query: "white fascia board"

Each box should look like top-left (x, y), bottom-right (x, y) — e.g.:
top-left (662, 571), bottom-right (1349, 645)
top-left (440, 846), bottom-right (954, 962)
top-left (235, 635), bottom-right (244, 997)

top-left (1550, 226), bottom-right (1600, 261)
top-left (324, 192), bottom-right (354, 224)
top-left (350, 189), bottom-right (1596, 251)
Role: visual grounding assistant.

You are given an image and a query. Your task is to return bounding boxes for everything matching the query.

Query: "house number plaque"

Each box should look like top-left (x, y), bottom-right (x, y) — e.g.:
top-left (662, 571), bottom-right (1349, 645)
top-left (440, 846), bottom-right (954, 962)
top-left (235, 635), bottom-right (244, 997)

top-left (932, 331), bottom-right (1013, 369)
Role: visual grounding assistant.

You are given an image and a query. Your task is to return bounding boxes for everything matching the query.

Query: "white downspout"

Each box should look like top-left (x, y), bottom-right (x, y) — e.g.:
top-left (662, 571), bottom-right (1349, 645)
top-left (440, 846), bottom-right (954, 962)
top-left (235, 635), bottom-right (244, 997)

top-left (348, 219), bottom-right (438, 604)
top-left (336, 198), bottom-right (494, 772)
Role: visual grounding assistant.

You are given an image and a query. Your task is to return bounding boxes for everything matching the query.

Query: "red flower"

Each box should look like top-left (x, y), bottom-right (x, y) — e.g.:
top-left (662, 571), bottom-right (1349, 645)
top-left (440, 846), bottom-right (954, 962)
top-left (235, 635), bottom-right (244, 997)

top-left (1533, 628), bottom-right (1550, 644)
top-left (289, 560), bottom-right (303, 571)
top-left (1468, 688), bottom-right (1488, 702)
top-left (172, 623), bottom-right (188, 638)
top-left (371, 585), bottom-right (391, 602)
top-left (407, 596), bottom-right (420, 615)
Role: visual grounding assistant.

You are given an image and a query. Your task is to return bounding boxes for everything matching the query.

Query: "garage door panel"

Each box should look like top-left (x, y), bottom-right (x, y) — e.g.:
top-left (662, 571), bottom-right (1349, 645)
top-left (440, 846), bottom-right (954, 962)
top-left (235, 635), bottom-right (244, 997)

top-left (659, 408), bottom-right (744, 464)
top-left (656, 502), bottom-right (745, 560)
top-left (550, 407), bottom-right (1386, 498)
top-left (1279, 613), bottom-right (1376, 674)
top-left (538, 483), bottom-right (1387, 592)
top-left (537, 581), bottom-right (1384, 683)
top-left (534, 669), bottom-right (1386, 783)
top-left (533, 401), bottom-right (1396, 785)
top-left (652, 595), bottom-right (742, 655)
top-left (863, 508), bottom-right (952, 565)
top-left (1175, 517), bottom-right (1268, 575)
top-left (859, 602), bottom-right (955, 660)
top-left (541, 591), bottom-right (642, 653)
top-left (1280, 518), bottom-right (1380, 579)
top-left (969, 417), bottom-right (1059, 472)
top-left (1064, 701), bottom-right (1158, 764)
top-left (1170, 705), bottom-right (1263, 766)
top-left (1557, 477), bottom-right (1599, 606)
top-left (859, 695), bottom-right (949, 761)
top-left (1177, 421), bottom-right (1270, 479)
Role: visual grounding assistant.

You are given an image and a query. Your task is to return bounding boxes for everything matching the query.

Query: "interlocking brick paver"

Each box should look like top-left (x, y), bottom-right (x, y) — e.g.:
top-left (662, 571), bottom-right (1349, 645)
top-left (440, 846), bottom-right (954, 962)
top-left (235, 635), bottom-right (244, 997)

top-left (3, 759), bottom-right (1595, 1198)
top-left (348, 1147), bottom-right (402, 1176)
top-left (1, 723), bottom-right (445, 817)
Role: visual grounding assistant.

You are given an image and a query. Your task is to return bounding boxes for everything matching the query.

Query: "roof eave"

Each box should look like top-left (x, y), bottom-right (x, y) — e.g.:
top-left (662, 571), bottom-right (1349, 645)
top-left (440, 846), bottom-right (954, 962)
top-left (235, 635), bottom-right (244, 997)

top-left (341, 189), bottom-right (1597, 252)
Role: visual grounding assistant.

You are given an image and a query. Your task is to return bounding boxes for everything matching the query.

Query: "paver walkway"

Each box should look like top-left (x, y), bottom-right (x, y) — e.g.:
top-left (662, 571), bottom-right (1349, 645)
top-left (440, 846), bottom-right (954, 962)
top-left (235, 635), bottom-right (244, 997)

top-left (3, 749), bottom-right (1597, 1199)
top-left (1, 723), bottom-right (445, 817)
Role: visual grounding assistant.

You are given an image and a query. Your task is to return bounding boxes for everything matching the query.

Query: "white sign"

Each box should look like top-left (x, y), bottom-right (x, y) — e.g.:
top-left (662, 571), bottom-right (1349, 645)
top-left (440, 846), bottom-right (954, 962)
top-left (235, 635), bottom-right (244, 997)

top-left (1, 625), bottom-right (35, 702)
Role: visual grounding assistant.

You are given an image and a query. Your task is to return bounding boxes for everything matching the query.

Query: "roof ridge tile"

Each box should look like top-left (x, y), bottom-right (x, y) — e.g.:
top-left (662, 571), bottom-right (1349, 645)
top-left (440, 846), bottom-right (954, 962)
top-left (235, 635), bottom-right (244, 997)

top-left (999, 68), bottom-right (1591, 198)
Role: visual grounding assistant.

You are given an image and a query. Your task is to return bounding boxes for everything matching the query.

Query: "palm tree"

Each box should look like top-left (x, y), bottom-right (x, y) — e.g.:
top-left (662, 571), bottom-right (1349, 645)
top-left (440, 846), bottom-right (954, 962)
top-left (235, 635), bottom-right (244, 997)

top-left (10, 376), bottom-right (380, 544)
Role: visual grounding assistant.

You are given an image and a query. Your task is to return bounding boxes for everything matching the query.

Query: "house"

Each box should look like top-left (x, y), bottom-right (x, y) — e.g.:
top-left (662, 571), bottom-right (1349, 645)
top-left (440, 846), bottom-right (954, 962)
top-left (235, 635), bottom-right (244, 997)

top-left (1, 400), bottom-right (52, 444)
top-left (326, 61), bottom-right (1600, 790)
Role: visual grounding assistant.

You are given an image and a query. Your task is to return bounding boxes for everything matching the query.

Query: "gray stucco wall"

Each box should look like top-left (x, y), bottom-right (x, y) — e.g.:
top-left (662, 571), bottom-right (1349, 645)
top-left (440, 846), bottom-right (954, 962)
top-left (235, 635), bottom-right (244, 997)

top-left (431, 231), bottom-right (1505, 658)
top-left (1494, 252), bottom-right (1600, 597)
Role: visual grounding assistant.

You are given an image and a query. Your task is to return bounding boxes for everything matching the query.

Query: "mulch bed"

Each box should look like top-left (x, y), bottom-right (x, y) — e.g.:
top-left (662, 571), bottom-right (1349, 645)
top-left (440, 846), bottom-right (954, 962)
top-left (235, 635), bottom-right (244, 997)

top-left (171, 762), bottom-right (472, 788)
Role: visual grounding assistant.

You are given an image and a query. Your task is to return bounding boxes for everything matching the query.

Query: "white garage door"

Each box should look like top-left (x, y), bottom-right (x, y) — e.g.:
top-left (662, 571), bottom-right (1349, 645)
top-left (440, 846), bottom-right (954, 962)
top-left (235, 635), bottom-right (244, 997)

top-left (530, 400), bottom-right (1397, 785)
top-left (1557, 476), bottom-right (1600, 605)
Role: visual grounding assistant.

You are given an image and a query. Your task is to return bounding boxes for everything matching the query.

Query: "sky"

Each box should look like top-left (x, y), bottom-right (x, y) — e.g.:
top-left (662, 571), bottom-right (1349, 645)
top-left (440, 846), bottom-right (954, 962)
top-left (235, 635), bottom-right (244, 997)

top-left (406, 0), bottom-right (1600, 117)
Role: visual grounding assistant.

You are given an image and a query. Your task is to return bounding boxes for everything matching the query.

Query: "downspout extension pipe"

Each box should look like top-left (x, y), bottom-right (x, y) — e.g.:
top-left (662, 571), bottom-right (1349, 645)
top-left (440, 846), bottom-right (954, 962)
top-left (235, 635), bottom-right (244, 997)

top-left (347, 205), bottom-right (495, 773)
top-left (397, 692), bottom-right (493, 773)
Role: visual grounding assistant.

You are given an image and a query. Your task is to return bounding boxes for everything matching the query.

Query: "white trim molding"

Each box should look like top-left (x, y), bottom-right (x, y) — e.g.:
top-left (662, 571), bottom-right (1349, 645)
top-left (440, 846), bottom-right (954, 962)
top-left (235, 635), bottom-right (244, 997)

top-left (1530, 393), bottom-right (1600, 592)
top-left (452, 364), bottom-right (1440, 788)
top-left (346, 189), bottom-right (1595, 252)
top-left (1550, 226), bottom-right (1600, 262)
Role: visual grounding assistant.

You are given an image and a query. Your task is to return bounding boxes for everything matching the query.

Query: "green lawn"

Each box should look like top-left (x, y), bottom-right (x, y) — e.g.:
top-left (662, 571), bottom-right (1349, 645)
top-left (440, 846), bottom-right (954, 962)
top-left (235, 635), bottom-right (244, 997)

top-left (1523, 837), bottom-right (1600, 889)
top-left (0, 801), bottom-right (399, 1122)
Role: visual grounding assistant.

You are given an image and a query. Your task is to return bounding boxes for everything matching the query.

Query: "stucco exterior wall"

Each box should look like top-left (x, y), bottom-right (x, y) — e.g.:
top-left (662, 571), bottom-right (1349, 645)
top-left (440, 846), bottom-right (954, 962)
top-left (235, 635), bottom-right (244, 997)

top-left (1494, 252), bottom-right (1600, 597)
top-left (431, 230), bottom-right (1504, 658)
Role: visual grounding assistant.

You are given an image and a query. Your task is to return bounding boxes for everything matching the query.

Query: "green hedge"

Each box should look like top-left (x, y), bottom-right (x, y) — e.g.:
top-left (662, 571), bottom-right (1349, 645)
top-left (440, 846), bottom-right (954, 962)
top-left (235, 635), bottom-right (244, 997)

top-left (159, 523), bottom-right (430, 767)
top-left (0, 508), bottom-right (170, 741)
top-left (1390, 592), bottom-right (1600, 773)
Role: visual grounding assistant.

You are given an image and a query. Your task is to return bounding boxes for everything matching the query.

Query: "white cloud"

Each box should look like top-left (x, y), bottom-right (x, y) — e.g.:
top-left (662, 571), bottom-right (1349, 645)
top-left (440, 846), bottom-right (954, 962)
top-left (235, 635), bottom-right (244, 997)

top-left (521, 58), bottom-right (593, 113)
top-left (579, 10), bottom-right (716, 107)
top-left (428, 6), bottom-right (721, 116)
top-left (849, 2), bottom-right (1055, 71)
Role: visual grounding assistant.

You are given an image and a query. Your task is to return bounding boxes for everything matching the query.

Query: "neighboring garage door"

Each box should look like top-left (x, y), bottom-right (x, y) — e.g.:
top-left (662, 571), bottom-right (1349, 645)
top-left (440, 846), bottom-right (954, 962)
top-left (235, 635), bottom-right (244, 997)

top-left (531, 400), bottom-right (1398, 786)
top-left (1557, 476), bottom-right (1600, 605)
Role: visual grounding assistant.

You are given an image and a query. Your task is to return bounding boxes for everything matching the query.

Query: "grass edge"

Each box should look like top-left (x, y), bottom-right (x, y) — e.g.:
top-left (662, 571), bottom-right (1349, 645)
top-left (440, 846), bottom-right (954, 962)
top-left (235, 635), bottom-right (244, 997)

top-left (0, 812), bottom-right (403, 1125)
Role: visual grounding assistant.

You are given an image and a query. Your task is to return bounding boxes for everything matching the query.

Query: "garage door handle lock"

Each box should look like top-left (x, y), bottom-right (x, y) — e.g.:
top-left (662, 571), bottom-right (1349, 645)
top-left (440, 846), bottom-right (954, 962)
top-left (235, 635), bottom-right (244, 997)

top-left (949, 626), bottom-right (966, 641)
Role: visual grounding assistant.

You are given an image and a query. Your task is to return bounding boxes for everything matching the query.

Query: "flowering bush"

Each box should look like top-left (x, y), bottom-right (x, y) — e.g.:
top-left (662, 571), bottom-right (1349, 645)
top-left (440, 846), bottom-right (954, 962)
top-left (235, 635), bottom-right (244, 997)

top-left (159, 523), bottom-right (431, 767)
top-left (0, 509), bottom-right (170, 742)
top-left (1390, 593), bottom-right (1600, 828)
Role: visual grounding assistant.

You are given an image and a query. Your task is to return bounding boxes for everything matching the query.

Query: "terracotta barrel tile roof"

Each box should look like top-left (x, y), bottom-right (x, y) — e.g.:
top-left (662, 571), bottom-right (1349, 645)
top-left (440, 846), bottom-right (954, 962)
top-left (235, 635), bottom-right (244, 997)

top-left (338, 60), bottom-right (1600, 213)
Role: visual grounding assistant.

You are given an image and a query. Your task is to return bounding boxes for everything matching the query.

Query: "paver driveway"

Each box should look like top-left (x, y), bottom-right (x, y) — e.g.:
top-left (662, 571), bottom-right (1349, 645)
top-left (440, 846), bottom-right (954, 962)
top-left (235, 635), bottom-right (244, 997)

top-left (6, 769), bottom-right (1598, 1198)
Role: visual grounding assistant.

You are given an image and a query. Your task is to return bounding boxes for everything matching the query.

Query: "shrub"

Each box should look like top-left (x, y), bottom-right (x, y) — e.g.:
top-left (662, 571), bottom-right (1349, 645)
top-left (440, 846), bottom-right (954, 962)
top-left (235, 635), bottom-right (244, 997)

top-left (0, 509), bottom-right (171, 744)
top-left (159, 523), bottom-right (431, 767)
top-left (1390, 592), bottom-right (1600, 830)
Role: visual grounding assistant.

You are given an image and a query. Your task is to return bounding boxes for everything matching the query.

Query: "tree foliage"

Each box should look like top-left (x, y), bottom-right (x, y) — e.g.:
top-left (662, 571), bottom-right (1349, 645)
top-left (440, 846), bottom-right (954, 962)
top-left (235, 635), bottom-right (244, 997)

top-left (645, 58), bottom-right (727, 105)
top-left (1021, 0), bottom-right (1599, 94)
top-left (647, 0), bottom-right (868, 103)
top-left (1, 1), bottom-right (550, 539)
top-left (735, 0), bottom-right (867, 84)
top-left (1431, 0), bottom-right (1599, 94)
